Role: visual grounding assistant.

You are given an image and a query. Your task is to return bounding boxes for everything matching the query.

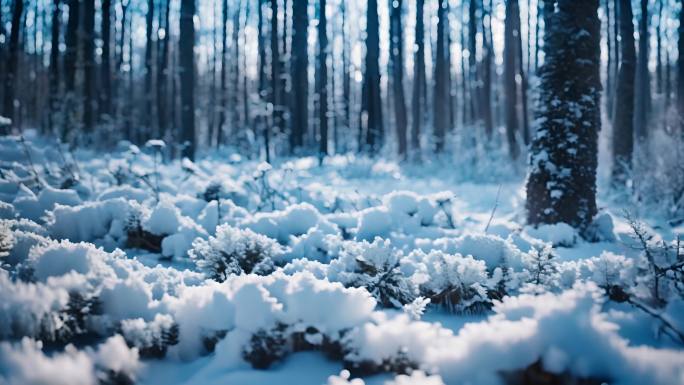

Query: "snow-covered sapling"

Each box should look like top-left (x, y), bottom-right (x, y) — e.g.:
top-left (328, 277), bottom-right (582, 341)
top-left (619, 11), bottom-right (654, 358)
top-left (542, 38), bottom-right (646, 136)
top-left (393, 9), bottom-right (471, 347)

top-left (190, 225), bottom-right (281, 281)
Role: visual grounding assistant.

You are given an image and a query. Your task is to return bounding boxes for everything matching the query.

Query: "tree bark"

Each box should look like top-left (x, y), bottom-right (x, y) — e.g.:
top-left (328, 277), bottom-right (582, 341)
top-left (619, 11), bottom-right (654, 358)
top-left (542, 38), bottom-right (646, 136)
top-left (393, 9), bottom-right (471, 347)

top-left (361, 0), bottom-right (383, 153)
top-left (411, 0), bottom-right (425, 155)
top-left (144, 0), bottom-right (156, 137)
top-left (82, 0), bottom-right (96, 134)
top-left (48, 0), bottom-right (60, 133)
top-left (290, 0), bottom-right (308, 151)
top-left (2, 0), bottom-right (24, 127)
top-left (317, 0), bottom-right (328, 157)
top-left (526, 0), bottom-right (601, 231)
top-left (390, 0), bottom-right (407, 157)
top-left (504, 0), bottom-right (520, 159)
top-left (611, 0), bottom-right (636, 185)
top-left (179, 0), bottom-right (196, 160)
top-left (433, 0), bottom-right (449, 153)
top-left (100, 0), bottom-right (112, 120)
top-left (634, 0), bottom-right (650, 143)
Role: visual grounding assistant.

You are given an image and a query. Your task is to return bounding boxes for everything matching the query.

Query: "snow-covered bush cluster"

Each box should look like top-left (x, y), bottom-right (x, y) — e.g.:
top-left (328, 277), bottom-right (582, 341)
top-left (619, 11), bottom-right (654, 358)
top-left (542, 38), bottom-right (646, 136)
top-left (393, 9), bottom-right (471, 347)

top-left (1, 136), bottom-right (683, 384)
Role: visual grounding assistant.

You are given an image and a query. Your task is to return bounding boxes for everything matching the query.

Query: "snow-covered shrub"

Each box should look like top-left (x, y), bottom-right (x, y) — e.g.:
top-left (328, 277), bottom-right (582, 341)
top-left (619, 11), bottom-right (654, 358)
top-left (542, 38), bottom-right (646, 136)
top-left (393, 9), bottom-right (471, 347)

top-left (285, 226), bottom-right (342, 263)
top-left (242, 323), bottom-right (289, 369)
top-left (120, 314), bottom-right (179, 358)
top-left (0, 270), bottom-right (70, 341)
top-left (406, 250), bottom-right (490, 314)
top-left (190, 224), bottom-right (282, 281)
top-left (521, 244), bottom-right (558, 289)
top-left (328, 238), bottom-right (416, 308)
top-left (343, 313), bottom-right (441, 376)
top-left (46, 198), bottom-right (130, 243)
top-left (386, 371), bottom-right (446, 385)
top-left (426, 233), bottom-right (525, 271)
top-left (0, 336), bottom-right (140, 385)
top-left (524, 222), bottom-right (578, 247)
top-left (355, 206), bottom-right (392, 241)
top-left (242, 202), bottom-right (335, 244)
top-left (584, 211), bottom-right (617, 242)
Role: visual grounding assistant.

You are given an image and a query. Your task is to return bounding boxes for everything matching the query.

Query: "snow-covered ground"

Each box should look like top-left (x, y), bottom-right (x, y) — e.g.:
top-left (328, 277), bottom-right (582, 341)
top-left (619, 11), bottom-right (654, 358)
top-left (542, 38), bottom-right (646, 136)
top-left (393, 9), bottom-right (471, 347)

top-left (1, 132), bottom-right (683, 385)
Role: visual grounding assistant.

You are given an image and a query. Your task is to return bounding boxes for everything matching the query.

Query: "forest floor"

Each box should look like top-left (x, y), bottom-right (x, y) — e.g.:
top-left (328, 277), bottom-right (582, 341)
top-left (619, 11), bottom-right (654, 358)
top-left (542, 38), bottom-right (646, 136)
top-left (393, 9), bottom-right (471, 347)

top-left (1, 131), bottom-right (683, 385)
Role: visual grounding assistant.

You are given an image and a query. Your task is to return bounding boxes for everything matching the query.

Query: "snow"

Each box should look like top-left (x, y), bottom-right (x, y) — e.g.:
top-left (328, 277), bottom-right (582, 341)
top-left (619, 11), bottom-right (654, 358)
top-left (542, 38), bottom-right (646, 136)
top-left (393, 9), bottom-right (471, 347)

top-left (1, 136), bottom-right (683, 385)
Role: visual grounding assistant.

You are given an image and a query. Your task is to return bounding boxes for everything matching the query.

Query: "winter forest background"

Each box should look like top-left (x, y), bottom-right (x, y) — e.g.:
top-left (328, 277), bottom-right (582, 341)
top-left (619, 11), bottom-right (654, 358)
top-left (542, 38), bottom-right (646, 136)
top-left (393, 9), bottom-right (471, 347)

top-left (1, 0), bottom-right (684, 384)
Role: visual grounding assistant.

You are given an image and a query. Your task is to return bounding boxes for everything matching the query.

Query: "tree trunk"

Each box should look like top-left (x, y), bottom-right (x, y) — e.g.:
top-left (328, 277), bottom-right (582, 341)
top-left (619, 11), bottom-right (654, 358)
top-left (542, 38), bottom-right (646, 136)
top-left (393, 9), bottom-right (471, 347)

top-left (482, 0), bottom-right (494, 139)
top-left (390, 0), bottom-right (407, 158)
top-left (317, 0), bottom-right (328, 157)
top-left (82, 0), bottom-right (96, 134)
top-left (100, 0), bottom-right (112, 120)
top-left (271, 0), bottom-right (282, 136)
top-left (433, 0), bottom-right (449, 153)
top-left (611, 0), bottom-right (636, 185)
top-left (361, 0), bottom-right (383, 153)
top-left (157, 0), bottom-right (171, 139)
top-left (634, 0), bottom-right (650, 143)
top-left (2, 0), bottom-right (24, 128)
top-left (411, 0), bottom-right (425, 155)
top-left (179, 0), bottom-right (196, 160)
top-left (217, 0), bottom-right (228, 146)
top-left (144, 0), bottom-right (155, 137)
top-left (504, 0), bottom-right (520, 159)
top-left (341, 0), bottom-right (351, 153)
top-left (48, 0), bottom-right (61, 133)
top-left (656, 0), bottom-right (663, 94)
top-left (678, 0), bottom-right (684, 135)
top-left (526, 0), bottom-right (601, 231)
top-left (290, 0), bottom-right (308, 151)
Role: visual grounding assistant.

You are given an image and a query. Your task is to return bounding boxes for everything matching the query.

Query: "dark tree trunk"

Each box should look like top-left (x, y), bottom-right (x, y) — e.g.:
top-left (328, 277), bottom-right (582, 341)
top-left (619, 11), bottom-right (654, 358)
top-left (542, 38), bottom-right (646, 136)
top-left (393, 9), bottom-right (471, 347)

top-left (433, 0), bottom-right (449, 153)
top-left (482, 0), bottom-right (494, 139)
top-left (611, 0), bottom-right (636, 185)
top-left (82, 0), bottom-right (96, 134)
top-left (290, 0), bottom-right (308, 151)
top-left (605, 0), bottom-right (614, 122)
top-left (217, 0), bottom-right (228, 146)
top-left (48, 0), bottom-right (61, 133)
top-left (526, 0), bottom-right (601, 231)
top-left (679, 0), bottom-right (684, 134)
top-left (656, 0), bottom-right (663, 94)
top-left (504, 0), bottom-right (520, 159)
top-left (516, 2), bottom-right (530, 146)
top-left (2, 0), bottom-right (24, 127)
top-left (341, 0), bottom-right (351, 153)
top-left (179, 0), bottom-right (196, 160)
top-left (361, 0), bottom-right (383, 153)
top-left (144, 0), bottom-right (155, 137)
top-left (100, 0), bottom-right (112, 120)
top-left (468, 0), bottom-right (479, 125)
top-left (390, 0), bottom-right (407, 158)
top-left (317, 0), bottom-right (328, 157)
top-left (157, 0), bottom-right (171, 139)
top-left (634, 0), bottom-right (650, 143)
top-left (411, 0), bottom-right (425, 155)
top-left (271, 0), bottom-right (282, 136)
